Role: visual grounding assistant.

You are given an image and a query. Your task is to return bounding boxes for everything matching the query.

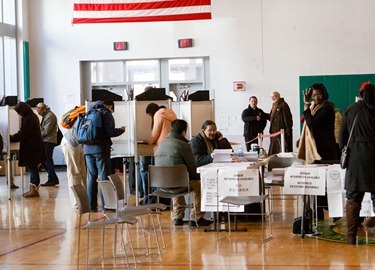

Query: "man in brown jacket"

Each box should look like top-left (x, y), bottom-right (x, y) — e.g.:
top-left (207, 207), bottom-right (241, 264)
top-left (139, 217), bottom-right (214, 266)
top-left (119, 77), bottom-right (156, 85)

top-left (266, 91), bottom-right (293, 155)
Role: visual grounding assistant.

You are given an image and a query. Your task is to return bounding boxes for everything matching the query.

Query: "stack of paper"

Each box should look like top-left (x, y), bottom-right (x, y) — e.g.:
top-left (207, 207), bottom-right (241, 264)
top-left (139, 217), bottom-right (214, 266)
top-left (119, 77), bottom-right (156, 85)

top-left (212, 149), bottom-right (233, 163)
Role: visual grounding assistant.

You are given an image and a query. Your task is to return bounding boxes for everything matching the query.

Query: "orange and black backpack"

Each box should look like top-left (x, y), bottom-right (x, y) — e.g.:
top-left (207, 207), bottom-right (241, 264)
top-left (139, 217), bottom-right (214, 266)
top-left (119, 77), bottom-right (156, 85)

top-left (60, 105), bottom-right (86, 129)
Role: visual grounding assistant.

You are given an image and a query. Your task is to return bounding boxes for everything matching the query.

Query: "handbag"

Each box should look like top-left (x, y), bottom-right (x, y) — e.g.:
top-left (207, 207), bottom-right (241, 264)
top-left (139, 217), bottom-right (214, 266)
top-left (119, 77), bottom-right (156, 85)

top-left (340, 114), bottom-right (359, 169)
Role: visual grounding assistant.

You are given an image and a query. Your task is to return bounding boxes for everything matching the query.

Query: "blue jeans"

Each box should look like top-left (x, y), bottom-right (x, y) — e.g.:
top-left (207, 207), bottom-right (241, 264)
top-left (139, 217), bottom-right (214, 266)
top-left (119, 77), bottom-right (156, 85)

top-left (85, 153), bottom-right (111, 210)
top-left (28, 164), bottom-right (40, 186)
top-left (42, 142), bottom-right (59, 181)
top-left (139, 156), bottom-right (154, 197)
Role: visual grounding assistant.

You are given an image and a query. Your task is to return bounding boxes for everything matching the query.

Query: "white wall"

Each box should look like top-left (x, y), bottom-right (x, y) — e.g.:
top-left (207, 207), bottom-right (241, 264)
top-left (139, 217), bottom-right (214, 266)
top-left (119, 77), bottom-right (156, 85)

top-left (22, 0), bottom-right (375, 152)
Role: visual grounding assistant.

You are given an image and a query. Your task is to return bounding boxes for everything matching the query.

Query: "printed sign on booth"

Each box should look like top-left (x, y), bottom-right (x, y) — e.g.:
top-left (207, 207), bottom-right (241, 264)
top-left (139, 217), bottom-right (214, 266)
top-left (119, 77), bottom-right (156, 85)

top-left (283, 165), bottom-right (326, 195)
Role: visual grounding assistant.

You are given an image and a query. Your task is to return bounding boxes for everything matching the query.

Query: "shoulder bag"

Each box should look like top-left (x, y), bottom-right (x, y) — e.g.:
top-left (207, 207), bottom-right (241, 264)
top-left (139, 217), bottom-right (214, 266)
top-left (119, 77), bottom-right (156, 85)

top-left (340, 114), bottom-right (359, 169)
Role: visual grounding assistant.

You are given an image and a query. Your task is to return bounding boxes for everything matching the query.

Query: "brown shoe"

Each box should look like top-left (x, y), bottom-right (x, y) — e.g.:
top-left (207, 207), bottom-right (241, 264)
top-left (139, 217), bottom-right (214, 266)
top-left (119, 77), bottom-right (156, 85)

top-left (10, 183), bottom-right (19, 189)
top-left (23, 184), bottom-right (39, 198)
top-left (362, 217), bottom-right (375, 228)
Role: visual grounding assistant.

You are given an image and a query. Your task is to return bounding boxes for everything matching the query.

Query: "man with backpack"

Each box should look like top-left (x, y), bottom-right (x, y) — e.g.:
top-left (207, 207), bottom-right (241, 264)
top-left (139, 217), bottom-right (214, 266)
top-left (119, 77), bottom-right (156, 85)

top-left (60, 105), bottom-right (87, 209)
top-left (82, 100), bottom-right (125, 212)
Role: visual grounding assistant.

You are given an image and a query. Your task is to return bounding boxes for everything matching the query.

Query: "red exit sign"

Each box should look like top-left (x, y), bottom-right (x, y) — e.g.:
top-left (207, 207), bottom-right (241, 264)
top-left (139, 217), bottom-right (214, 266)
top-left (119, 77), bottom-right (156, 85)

top-left (113, 41), bottom-right (128, 51)
top-left (178, 39), bottom-right (193, 48)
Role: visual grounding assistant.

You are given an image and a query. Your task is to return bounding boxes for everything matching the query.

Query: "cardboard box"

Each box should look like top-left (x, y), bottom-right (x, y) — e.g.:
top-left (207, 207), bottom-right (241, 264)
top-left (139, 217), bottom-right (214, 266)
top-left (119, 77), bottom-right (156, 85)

top-left (0, 161), bottom-right (26, 176)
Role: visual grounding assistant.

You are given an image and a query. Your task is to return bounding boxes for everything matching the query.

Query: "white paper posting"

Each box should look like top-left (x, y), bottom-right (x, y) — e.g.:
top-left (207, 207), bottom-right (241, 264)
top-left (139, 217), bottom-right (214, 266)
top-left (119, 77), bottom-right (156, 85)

top-left (283, 166), bottom-right (326, 195)
top-left (327, 165), bottom-right (345, 217)
top-left (200, 168), bottom-right (219, 212)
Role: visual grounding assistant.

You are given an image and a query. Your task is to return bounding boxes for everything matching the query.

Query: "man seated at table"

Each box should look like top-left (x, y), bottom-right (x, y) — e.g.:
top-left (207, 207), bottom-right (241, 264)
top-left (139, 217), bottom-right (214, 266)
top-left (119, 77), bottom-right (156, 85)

top-left (155, 119), bottom-right (212, 227)
top-left (189, 120), bottom-right (232, 167)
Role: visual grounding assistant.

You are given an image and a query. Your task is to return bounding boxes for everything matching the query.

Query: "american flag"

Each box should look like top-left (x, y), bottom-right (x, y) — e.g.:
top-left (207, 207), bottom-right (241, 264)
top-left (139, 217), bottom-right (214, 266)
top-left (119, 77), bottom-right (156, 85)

top-left (72, 0), bottom-right (212, 24)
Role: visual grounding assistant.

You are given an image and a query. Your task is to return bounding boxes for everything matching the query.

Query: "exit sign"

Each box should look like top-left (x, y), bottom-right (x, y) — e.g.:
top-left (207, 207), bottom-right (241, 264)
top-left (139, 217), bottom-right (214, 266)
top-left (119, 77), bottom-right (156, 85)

top-left (113, 41), bottom-right (128, 51)
top-left (178, 39), bottom-right (193, 48)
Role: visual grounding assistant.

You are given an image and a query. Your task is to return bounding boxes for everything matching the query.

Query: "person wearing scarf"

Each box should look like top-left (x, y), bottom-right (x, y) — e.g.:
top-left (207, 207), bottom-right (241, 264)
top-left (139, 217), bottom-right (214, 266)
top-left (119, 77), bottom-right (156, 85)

top-left (298, 83), bottom-right (336, 220)
top-left (267, 91), bottom-right (293, 155)
top-left (189, 120), bottom-right (232, 167)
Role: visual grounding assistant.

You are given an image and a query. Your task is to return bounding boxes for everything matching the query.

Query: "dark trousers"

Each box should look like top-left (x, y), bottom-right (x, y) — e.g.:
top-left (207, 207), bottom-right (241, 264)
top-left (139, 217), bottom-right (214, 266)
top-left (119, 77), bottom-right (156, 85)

top-left (347, 191), bottom-right (375, 207)
top-left (28, 164), bottom-right (40, 186)
top-left (41, 142), bottom-right (58, 181)
top-left (139, 156), bottom-right (154, 197)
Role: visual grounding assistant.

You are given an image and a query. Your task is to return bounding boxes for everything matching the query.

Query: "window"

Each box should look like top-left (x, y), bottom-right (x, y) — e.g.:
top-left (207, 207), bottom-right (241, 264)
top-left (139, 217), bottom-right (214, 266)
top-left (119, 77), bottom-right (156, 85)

top-left (87, 57), bottom-right (208, 101)
top-left (3, 36), bottom-right (16, 95)
top-left (0, 0), bottom-right (17, 97)
top-left (91, 61), bottom-right (124, 83)
top-left (126, 60), bottom-right (159, 83)
top-left (2, 0), bottom-right (16, 25)
top-left (168, 58), bottom-right (203, 82)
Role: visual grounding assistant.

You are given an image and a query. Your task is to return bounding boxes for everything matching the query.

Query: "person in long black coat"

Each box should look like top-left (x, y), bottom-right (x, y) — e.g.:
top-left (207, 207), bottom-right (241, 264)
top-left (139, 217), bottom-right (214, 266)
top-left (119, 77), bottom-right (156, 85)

top-left (303, 85), bottom-right (336, 161)
top-left (339, 82), bottom-right (375, 244)
top-left (241, 96), bottom-right (267, 151)
top-left (10, 102), bottom-right (45, 198)
top-left (302, 83), bottom-right (336, 220)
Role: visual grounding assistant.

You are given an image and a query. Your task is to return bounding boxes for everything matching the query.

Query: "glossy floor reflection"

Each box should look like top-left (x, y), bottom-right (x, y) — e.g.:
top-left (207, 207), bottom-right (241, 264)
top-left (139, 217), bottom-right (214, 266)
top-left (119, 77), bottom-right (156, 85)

top-left (0, 170), bottom-right (374, 269)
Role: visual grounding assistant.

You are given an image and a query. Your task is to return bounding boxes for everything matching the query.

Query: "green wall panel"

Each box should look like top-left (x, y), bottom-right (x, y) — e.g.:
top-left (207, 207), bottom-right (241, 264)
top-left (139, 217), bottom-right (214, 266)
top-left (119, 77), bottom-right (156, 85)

top-left (299, 74), bottom-right (375, 117)
top-left (324, 75), bottom-right (349, 112)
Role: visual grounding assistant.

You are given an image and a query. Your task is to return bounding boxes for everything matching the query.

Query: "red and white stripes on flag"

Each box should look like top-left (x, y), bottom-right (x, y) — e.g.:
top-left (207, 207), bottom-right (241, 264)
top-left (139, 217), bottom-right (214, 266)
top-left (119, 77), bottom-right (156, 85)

top-left (72, 0), bottom-right (212, 24)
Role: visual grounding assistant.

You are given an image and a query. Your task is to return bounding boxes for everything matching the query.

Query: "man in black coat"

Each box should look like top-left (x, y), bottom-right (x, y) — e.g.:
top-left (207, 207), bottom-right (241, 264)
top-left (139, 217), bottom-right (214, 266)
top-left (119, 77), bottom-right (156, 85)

top-left (241, 96), bottom-right (267, 151)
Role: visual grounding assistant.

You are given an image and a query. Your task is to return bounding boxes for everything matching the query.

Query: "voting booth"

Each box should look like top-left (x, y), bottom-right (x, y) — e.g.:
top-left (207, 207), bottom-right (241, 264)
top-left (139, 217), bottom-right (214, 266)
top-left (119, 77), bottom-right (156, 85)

top-left (0, 105), bottom-right (24, 199)
top-left (172, 100), bottom-right (214, 140)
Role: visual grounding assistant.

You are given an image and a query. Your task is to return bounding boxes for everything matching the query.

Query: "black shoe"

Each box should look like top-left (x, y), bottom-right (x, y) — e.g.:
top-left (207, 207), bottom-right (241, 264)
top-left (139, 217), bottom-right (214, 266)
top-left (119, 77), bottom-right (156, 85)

top-left (190, 218), bottom-right (213, 227)
top-left (41, 180), bottom-right (59, 186)
top-left (174, 219), bottom-right (183, 226)
top-left (91, 208), bottom-right (98, 213)
top-left (10, 183), bottom-right (19, 189)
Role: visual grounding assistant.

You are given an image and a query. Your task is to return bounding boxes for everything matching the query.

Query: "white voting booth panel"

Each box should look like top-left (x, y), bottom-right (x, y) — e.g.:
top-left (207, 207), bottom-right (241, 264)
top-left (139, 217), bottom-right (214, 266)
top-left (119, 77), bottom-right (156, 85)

top-left (172, 100), bottom-right (213, 140)
top-left (85, 101), bottom-right (136, 157)
top-left (0, 106), bottom-right (23, 199)
top-left (111, 101), bottom-right (135, 157)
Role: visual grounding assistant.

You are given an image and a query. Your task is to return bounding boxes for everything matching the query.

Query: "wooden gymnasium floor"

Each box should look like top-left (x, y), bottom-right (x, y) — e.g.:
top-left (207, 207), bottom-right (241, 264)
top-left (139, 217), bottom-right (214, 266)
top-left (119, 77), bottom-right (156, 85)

top-left (0, 169), bottom-right (374, 269)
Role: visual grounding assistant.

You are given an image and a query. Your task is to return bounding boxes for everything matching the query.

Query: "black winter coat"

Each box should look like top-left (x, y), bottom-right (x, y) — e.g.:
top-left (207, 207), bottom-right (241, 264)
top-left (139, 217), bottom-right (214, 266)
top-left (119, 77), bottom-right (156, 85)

top-left (10, 102), bottom-right (46, 166)
top-left (241, 106), bottom-right (267, 140)
top-left (339, 99), bottom-right (375, 192)
top-left (189, 133), bottom-right (232, 167)
top-left (303, 102), bottom-right (336, 160)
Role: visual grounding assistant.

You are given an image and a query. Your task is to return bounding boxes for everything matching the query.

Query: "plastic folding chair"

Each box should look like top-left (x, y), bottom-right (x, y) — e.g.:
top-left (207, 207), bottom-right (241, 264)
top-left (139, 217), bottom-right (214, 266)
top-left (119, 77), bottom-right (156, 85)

top-left (98, 180), bottom-right (163, 263)
top-left (108, 173), bottom-right (167, 249)
top-left (71, 184), bottom-right (138, 269)
top-left (148, 164), bottom-right (197, 228)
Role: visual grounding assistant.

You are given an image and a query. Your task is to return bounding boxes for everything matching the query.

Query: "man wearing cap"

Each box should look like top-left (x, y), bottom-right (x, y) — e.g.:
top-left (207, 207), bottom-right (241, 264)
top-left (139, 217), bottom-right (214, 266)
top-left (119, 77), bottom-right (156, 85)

top-left (36, 102), bottom-right (60, 186)
top-left (83, 100), bottom-right (125, 212)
